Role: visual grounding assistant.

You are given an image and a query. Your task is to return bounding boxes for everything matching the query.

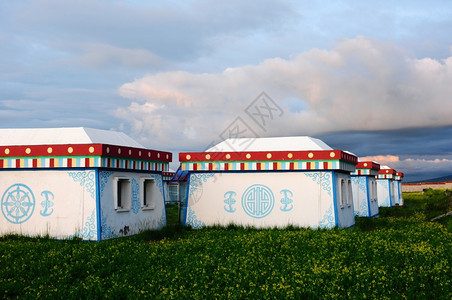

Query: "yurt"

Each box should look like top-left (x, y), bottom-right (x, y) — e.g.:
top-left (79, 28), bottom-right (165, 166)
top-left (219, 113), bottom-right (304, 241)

top-left (376, 166), bottom-right (397, 207)
top-left (179, 136), bottom-right (357, 229)
top-left (350, 161), bottom-right (380, 217)
top-left (0, 127), bottom-right (171, 240)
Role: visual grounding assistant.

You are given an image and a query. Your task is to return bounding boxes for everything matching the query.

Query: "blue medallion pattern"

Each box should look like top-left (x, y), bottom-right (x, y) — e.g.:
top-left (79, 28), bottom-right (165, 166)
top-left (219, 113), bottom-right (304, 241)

top-left (224, 191), bottom-right (237, 213)
top-left (1, 184), bottom-right (36, 224)
top-left (318, 204), bottom-right (335, 229)
top-left (68, 171), bottom-right (96, 199)
top-left (280, 189), bottom-right (293, 212)
top-left (40, 191), bottom-right (54, 217)
top-left (187, 206), bottom-right (205, 228)
top-left (305, 172), bottom-right (332, 196)
top-left (99, 171), bottom-right (113, 198)
top-left (131, 178), bottom-right (140, 214)
top-left (241, 184), bottom-right (275, 219)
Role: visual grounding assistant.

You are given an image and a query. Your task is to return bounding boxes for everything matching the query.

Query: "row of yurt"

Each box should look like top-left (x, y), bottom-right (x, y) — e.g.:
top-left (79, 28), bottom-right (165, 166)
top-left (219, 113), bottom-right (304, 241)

top-left (0, 128), bottom-right (171, 241)
top-left (0, 128), bottom-right (404, 238)
top-left (376, 166), bottom-right (404, 207)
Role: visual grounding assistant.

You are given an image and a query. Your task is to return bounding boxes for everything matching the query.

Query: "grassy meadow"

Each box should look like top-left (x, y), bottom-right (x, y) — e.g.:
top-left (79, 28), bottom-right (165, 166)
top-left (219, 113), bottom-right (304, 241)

top-left (1, 191), bottom-right (451, 299)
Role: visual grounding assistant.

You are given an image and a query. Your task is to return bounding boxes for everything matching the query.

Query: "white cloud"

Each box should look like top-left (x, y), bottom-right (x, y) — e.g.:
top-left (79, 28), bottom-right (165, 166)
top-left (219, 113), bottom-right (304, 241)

top-left (117, 36), bottom-right (452, 150)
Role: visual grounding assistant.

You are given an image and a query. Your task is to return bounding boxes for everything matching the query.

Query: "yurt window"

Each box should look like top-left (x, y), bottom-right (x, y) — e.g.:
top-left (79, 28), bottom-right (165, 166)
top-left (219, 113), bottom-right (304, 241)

top-left (340, 179), bottom-right (346, 208)
top-left (115, 178), bottom-right (131, 211)
top-left (372, 181), bottom-right (377, 201)
top-left (142, 178), bottom-right (156, 210)
top-left (347, 179), bottom-right (352, 207)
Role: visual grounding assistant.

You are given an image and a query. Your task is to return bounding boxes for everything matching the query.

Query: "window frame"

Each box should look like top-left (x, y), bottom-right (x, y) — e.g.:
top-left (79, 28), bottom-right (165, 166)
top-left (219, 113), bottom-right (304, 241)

top-left (141, 177), bottom-right (156, 210)
top-left (340, 178), bottom-right (346, 208)
top-left (114, 177), bottom-right (132, 212)
top-left (347, 179), bottom-right (352, 207)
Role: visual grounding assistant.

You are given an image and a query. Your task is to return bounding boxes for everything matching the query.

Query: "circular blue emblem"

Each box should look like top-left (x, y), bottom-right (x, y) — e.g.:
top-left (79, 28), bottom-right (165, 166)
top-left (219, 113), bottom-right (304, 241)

top-left (241, 184), bottom-right (275, 219)
top-left (1, 184), bottom-right (36, 224)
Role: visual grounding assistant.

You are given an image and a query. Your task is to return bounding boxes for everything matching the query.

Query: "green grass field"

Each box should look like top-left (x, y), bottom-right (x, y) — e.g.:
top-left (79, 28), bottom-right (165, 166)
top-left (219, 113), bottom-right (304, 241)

top-left (1, 191), bottom-right (451, 299)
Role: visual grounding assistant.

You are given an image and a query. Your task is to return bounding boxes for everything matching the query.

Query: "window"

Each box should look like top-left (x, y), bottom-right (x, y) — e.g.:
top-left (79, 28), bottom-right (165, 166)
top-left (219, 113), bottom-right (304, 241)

top-left (168, 184), bottom-right (179, 203)
top-left (372, 181), bottom-right (377, 202)
top-left (115, 178), bottom-right (131, 211)
top-left (347, 180), bottom-right (352, 207)
top-left (340, 179), bottom-right (346, 208)
top-left (142, 178), bottom-right (156, 209)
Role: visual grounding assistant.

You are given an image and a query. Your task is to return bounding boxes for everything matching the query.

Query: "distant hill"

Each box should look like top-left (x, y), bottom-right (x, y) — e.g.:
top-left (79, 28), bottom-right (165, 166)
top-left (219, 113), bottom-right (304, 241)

top-left (409, 175), bottom-right (452, 184)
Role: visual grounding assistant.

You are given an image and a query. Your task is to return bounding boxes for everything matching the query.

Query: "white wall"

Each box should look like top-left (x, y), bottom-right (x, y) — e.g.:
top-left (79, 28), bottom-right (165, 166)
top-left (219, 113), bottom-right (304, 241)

top-left (377, 178), bottom-right (393, 207)
top-left (351, 176), bottom-right (379, 217)
top-left (184, 171), bottom-right (354, 229)
top-left (394, 181), bottom-right (403, 205)
top-left (0, 169), bottom-right (96, 239)
top-left (334, 172), bottom-right (355, 228)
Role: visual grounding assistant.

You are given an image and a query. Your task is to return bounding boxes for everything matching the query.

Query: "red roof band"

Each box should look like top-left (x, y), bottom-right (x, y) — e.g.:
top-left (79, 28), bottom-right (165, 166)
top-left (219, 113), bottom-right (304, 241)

top-left (180, 150), bottom-right (357, 164)
top-left (379, 168), bottom-right (396, 175)
top-left (0, 144), bottom-right (172, 162)
top-left (356, 161), bottom-right (380, 170)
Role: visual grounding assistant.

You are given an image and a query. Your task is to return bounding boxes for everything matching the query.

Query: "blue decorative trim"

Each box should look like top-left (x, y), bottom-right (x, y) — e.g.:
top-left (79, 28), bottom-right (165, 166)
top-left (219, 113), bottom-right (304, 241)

top-left (68, 170), bottom-right (96, 199)
top-left (183, 176), bottom-right (191, 227)
top-left (1, 183), bottom-right (36, 224)
top-left (131, 178), bottom-right (140, 214)
top-left (99, 171), bottom-right (113, 198)
top-left (280, 189), bottom-right (293, 212)
top-left (73, 210), bottom-right (97, 240)
top-left (189, 173), bottom-right (216, 196)
top-left (358, 176), bottom-right (367, 193)
top-left (40, 191), bottom-right (54, 217)
top-left (241, 184), bottom-right (275, 219)
top-left (187, 206), bottom-right (205, 229)
top-left (305, 172), bottom-right (332, 196)
top-left (224, 191), bottom-right (237, 213)
top-left (365, 177), bottom-right (372, 217)
top-left (318, 204), bottom-right (335, 229)
top-left (151, 174), bottom-right (164, 197)
top-left (100, 210), bottom-right (118, 240)
top-left (331, 172), bottom-right (338, 227)
top-left (95, 169), bottom-right (102, 241)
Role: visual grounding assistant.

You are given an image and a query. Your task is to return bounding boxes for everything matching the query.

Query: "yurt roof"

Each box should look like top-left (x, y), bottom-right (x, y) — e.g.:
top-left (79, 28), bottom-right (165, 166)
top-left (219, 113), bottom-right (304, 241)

top-left (0, 127), bottom-right (145, 148)
top-left (0, 127), bottom-right (171, 170)
top-left (207, 136), bottom-right (333, 152)
top-left (180, 136), bottom-right (357, 173)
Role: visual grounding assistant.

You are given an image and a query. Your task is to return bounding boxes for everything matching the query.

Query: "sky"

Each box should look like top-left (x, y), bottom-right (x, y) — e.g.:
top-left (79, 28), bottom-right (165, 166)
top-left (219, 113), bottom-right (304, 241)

top-left (1, 0), bottom-right (452, 182)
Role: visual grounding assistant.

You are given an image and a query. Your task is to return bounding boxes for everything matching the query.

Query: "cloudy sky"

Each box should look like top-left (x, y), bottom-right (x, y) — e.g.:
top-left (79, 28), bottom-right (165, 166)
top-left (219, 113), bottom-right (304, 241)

top-left (1, 0), bottom-right (452, 181)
